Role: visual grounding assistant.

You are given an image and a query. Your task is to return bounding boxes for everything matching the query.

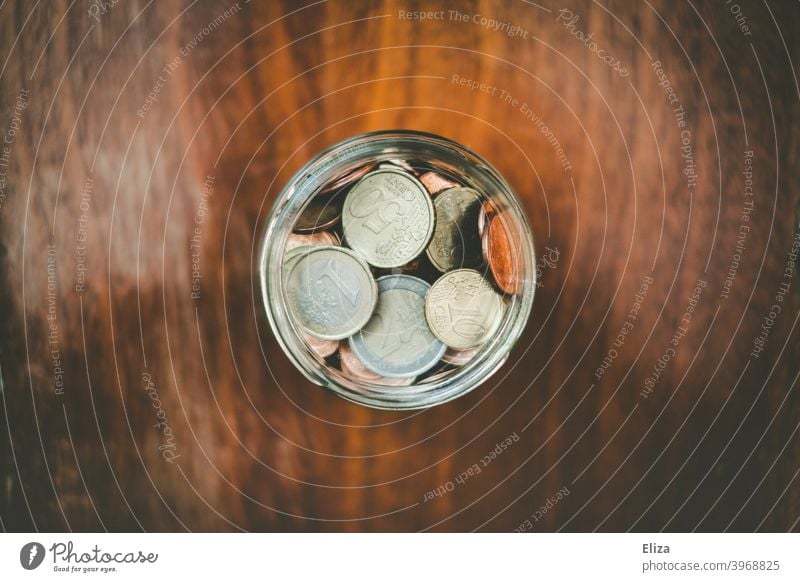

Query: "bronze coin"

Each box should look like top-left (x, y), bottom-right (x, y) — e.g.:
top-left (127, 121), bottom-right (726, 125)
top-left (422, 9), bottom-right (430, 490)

top-left (442, 346), bottom-right (480, 366)
top-left (373, 258), bottom-right (420, 277)
top-left (292, 189), bottom-right (345, 233)
top-left (285, 231), bottom-right (339, 252)
top-left (339, 344), bottom-right (414, 386)
top-left (372, 254), bottom-right (441, 286)
top-left (320, 162), bottom-right (377, 194)
top-left (301, 331), bottom-right (339, 359)
top-left (419, 171), bottom-right (459, 195)
top-left (484, 212), bottom-right (522, 295)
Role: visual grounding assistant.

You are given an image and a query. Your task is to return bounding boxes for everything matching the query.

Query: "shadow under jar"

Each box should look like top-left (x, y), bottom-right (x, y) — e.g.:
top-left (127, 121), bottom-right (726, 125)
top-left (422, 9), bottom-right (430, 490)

top-left (259, 130), bottom-right (536, 410)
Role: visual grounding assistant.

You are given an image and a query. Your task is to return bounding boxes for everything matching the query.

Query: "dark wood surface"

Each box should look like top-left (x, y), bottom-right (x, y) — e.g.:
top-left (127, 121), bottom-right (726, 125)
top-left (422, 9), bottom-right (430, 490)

top-left (1, 0), bottom-right (798, 532)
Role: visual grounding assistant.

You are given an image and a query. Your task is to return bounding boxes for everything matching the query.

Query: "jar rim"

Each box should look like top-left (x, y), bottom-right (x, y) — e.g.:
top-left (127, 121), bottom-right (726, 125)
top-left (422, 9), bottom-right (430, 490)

top-left (258, 129), bottom-right (537, 410)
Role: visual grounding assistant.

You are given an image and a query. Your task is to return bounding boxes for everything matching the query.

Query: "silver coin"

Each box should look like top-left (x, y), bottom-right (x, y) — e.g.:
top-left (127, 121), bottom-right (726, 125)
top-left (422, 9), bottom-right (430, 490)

top-left (342, 168), bottom-right (435, 268)
top-left (425, 187), bottom-right (483, 272)
top-left (285, 246), bottom-right (377, 340)
top-left (282, 245), bottom-right (314, 281)
top-left (349, 275), bottom-right (446, 378)
top-left (425, 269), bottom-right (504, 349)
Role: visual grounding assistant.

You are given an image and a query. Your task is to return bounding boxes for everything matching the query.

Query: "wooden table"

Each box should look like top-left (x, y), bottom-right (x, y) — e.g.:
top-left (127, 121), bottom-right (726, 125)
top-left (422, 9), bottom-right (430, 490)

top-left (1, 0), bottom-right (798, 532)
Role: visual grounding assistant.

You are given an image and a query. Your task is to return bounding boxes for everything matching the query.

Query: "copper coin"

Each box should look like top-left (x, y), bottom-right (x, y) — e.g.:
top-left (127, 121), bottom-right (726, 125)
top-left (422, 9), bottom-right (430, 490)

top-left (372, 255), bottom-right (441, 286)
top-left (285, 231), bottom-right (339, 252)
top-left (301, 331), bottom-right (339, 358)
top-left (484, 212), bottom-right (522, 295)
top-left (373, 259), bottom-right (420, 278)
top-left (339, 344), bottom-right (414, 386)
top-left (292, 188), bottom-right (347, 233)
top-left (442, 346), bottom-right (480, 366)
top-left (320, 162), bottom-right (377, 194)
top-left (419, 171), bottom-right (459, 195)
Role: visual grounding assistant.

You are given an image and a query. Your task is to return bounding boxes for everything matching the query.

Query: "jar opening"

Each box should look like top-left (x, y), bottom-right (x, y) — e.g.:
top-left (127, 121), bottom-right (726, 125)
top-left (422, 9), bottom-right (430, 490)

top-left (259, 130), bottom-right (536, 410)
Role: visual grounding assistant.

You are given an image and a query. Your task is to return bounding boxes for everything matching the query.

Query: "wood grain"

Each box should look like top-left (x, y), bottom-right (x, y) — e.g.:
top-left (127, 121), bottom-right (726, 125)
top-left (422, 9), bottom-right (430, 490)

top-left (1, 0), bottom-right (798, 532)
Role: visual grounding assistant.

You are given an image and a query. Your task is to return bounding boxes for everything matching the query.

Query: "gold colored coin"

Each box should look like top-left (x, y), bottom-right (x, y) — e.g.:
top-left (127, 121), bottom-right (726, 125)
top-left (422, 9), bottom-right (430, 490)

top-left (424, 269), bottom-right (504, 349)
top-left (425, 187), bottom-right (483, 272)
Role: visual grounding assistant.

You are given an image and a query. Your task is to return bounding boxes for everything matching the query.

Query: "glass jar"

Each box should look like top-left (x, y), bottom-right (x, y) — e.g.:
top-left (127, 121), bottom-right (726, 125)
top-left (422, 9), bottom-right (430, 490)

top-left (258, 130), bottom-right (536, 410)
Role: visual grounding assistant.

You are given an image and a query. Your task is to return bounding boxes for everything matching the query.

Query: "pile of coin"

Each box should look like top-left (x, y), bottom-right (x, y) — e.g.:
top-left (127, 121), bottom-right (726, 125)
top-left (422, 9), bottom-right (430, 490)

top-left (281, 159), bottom-right (521, 385)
